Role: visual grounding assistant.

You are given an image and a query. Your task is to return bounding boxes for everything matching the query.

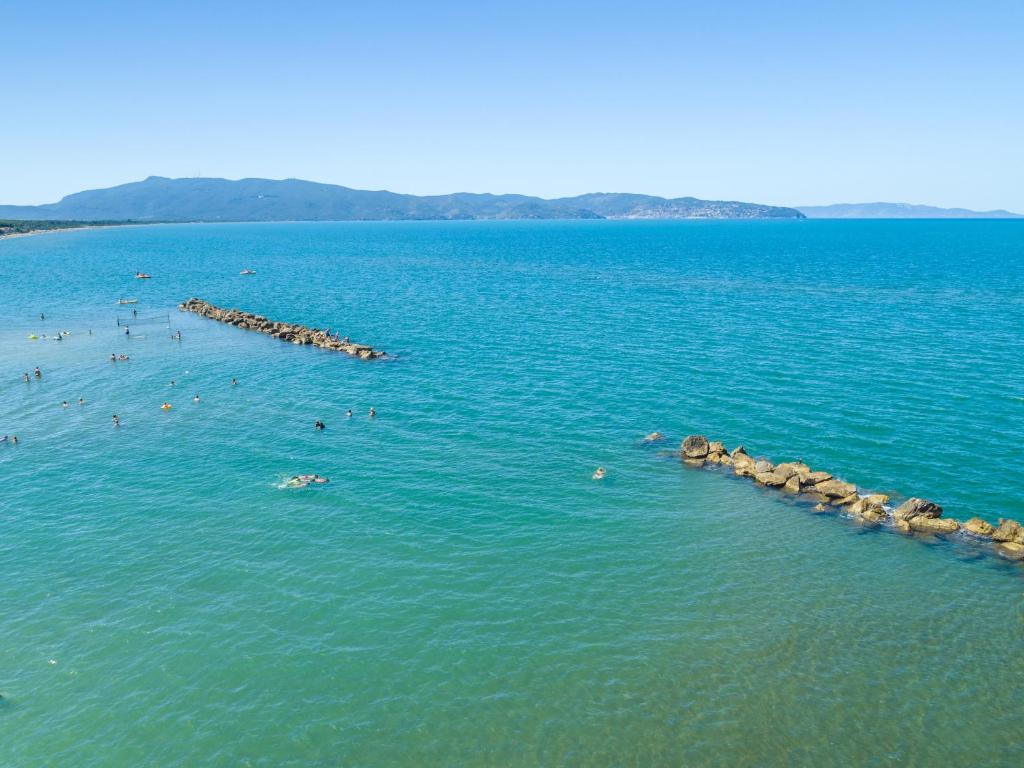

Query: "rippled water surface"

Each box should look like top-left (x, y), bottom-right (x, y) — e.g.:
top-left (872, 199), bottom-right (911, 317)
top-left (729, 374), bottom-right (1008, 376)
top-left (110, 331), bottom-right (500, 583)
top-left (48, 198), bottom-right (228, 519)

top-left (1, 220), bottom-right (1022, 766)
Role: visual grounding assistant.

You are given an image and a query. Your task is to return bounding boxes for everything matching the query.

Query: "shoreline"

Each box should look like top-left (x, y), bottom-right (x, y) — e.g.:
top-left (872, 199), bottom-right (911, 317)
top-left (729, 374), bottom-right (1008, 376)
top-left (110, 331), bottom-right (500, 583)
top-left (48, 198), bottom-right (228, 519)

top-left (0, 222), bottom-right (156, 241)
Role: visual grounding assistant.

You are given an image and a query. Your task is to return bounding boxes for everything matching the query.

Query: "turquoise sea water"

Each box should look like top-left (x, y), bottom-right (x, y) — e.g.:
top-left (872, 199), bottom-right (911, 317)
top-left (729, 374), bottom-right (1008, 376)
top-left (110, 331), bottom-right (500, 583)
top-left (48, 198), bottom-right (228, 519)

top-left (1, 220), bottom-right (1022, 767)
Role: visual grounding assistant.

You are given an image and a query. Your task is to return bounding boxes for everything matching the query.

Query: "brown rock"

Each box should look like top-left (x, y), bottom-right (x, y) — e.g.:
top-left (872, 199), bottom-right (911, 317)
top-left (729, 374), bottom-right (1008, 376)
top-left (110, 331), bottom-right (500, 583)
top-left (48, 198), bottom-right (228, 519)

top-left (908, 517), bottom-right (959, 534)
top-left (893, 498), bottom-right (943, 522)
top-left (754, 471), bottom-right (788, 487)
top-left (707, 441), bottom-right (726, 455)
top-left (815, 479), bottom-right (858, 499)
top-left (992, 519), bottom-right (1023, 544)
top-left (962, 518), bottom-right (995, 537)
top-left (801, 471), bottom-right (833, 485)
top-left (718, 454), bottom-right (733, 466)
top-left (774, 462), bottom-right (811, 480)
top-left (753, 459), bottom-right (774, 474)
top-left (682, 435), bottom-right (710, 460)
top-left (783, 475), bottom-right (802, 494)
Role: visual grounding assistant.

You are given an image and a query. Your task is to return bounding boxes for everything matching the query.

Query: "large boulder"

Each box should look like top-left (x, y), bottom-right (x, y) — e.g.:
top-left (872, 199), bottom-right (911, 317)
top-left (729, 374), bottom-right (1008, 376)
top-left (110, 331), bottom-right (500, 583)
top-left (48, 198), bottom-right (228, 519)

top-left (893, 498), bottom-right (943, 522)
top-left (682, 435), bottom-right (710, 460)
top-left (814, 479), bottom-right (858, 499)
top-left (707, 441), bottom-right (726, 455)
top-left (801, 471), bottom-right (833, 486)
top-left (753, 460), bottom-right (774, 474)
top-left (909, 517), bottom-right (960, 534)
top-left (992, 519), bottom-right (1023, 544)
top-left (962, 518), bottom-right (995, 537)
top-left (774, 462), bottom-right (810, 480)
top-left (754, 471), bottom-right (788, 487)
top-left (783, 475), bottom-right (802, 494)
top-left (848, 496), bottom-right (888, 522)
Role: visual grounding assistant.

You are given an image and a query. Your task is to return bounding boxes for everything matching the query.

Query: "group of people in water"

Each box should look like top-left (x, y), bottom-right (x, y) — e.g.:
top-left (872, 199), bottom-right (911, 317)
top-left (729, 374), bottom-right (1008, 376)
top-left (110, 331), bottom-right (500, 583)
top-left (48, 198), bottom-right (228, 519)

top-left (312, 408), bottom-right (376, 431)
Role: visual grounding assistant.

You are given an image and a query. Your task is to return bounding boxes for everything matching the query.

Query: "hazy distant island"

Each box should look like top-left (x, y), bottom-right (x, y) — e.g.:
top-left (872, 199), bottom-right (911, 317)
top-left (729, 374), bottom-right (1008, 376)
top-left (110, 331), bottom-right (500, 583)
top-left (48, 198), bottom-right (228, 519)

top-left (798, 202), bottom-right (1022, 219)
top-left (0, 176), bottom-right (805, 222)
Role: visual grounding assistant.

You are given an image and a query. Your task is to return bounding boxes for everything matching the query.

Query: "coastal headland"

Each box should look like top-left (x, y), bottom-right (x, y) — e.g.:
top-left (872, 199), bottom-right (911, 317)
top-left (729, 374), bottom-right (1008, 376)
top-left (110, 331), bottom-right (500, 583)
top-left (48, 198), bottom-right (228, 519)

top-left (179, 298), bottom-right (386, 359)
top-left (679, 435), bottom-right (1024, 563)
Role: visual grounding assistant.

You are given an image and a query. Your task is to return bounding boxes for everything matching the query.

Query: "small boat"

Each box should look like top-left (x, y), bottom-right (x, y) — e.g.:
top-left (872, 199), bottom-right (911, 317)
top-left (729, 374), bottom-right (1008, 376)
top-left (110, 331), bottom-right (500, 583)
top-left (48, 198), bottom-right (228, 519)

top-left (240, 269), bottom-right (257, 275)
top-left (117, 298), bottom-right (139, 305)
top-left (135, 272), bottom-right (152, 279)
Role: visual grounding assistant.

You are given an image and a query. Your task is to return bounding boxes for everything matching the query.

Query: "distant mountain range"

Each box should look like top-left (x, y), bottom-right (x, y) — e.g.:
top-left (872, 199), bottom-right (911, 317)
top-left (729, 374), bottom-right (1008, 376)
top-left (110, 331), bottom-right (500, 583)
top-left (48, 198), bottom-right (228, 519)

top-left (797, 202), bottom-right (1022, 219)
top-left (0, 176), bottom-right (804, 222)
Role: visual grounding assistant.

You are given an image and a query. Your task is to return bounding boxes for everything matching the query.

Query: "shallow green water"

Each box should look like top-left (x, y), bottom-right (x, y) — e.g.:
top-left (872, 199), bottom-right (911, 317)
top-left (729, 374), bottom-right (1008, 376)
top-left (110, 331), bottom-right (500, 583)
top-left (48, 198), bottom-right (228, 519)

top-left (1, 220), bottom-right (1022, 766)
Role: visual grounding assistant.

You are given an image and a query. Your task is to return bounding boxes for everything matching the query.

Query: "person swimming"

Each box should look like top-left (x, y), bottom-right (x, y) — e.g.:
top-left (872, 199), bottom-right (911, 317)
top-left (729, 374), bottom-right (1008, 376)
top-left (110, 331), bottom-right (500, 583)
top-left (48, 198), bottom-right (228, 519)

top-left (368, 407), bottom-right (376, 418)
top-left (110, 353), bottom-right (117, 362)
top-left (231, 377), bottom-right (237, 386)
top-left (169, 380), bottom-right (176, 387)
top-left (78, 397), bottom-right (85, 405)
top-left (34, 367), bottom-right (41, 378)
top-left (161, 402), bottom-right (172, 410)
top-left (125, 327), bottom-right (130, 335)
top-left (346, 409), bottom-right (352, 418)
top-left (112, 415), bottom-right (120, 426)
top-left (21, 372), bottom-right (29, 382)
top-left (11, 435), bottom-right (18, 444)
top-left (592, 467), bottom-right (606, 480)
top-left (61, 401), bottom-right (69, 408)
top-left (314, 420), bottom-right (325, 430)
top-left (193, 394), bottom-right (200, 403)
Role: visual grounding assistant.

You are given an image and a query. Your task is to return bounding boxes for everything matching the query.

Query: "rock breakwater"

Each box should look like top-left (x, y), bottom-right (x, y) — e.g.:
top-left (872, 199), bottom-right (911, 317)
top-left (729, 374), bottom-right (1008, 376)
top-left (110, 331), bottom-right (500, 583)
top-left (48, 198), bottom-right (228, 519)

top-left (680, 435), bottom-right (1024, 564)
top-left (179, 298), bottom-right (386, 359)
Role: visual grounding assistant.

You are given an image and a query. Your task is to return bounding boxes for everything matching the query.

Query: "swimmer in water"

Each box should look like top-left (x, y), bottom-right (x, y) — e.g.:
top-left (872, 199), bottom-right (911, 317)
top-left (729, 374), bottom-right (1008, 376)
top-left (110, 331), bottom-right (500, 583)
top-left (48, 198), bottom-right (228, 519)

top-left (78, 397), bottom-right (85, 405)
top-left (22, 372), bottom-right (29, 382)
top-left (40, 313), bottom-right (45, 320)
top-left (125, 327), bottom-right (130, 335)
top-left (110, 353), bottom-right (116, 362)
top-left (161, 402), bottom-right (172, 410)
top-left (169, 380), bottom-right (176, 387)
top-left (346, 409), bottom-right (352, 418)
top-left (11, 435), bottom-right (18, 445)
top-left (112, 415), bottom-right (120, 426)
top-left (592, 467), bottom-right (606, 480)
top-left (314, 420), bottom-right (325, 430)
top-left (62, 401), bottom-right (69, 408)
top-left (231, 378), bottom-right (237, 386)
top-left (193, 394), bottom-right (200, 403)
top-left (368, 407), bottom-right (376, 418)
top-left (34, 367), bottom-right (42, 378)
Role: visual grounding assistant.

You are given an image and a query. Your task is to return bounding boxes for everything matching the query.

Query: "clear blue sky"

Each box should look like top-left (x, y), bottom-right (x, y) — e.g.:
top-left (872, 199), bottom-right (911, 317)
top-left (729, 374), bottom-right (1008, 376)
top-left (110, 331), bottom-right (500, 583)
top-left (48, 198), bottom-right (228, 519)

top-left (3, 0), bottom-right (1022, 210)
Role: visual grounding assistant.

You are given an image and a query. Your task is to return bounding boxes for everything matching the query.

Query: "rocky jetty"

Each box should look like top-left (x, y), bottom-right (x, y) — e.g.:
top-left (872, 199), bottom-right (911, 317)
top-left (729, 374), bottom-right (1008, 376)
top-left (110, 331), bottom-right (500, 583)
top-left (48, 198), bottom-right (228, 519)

top-left (179, 298), bottom-right (386, 359)
top-left (677, 434), bottom-right (1024, 565)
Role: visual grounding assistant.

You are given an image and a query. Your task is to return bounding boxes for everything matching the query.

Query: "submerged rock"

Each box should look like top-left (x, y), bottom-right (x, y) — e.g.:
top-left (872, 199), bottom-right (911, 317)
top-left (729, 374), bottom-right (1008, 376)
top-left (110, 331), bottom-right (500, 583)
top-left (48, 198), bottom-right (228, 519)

top-left (995, 542), bottom-right (1024, 561)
